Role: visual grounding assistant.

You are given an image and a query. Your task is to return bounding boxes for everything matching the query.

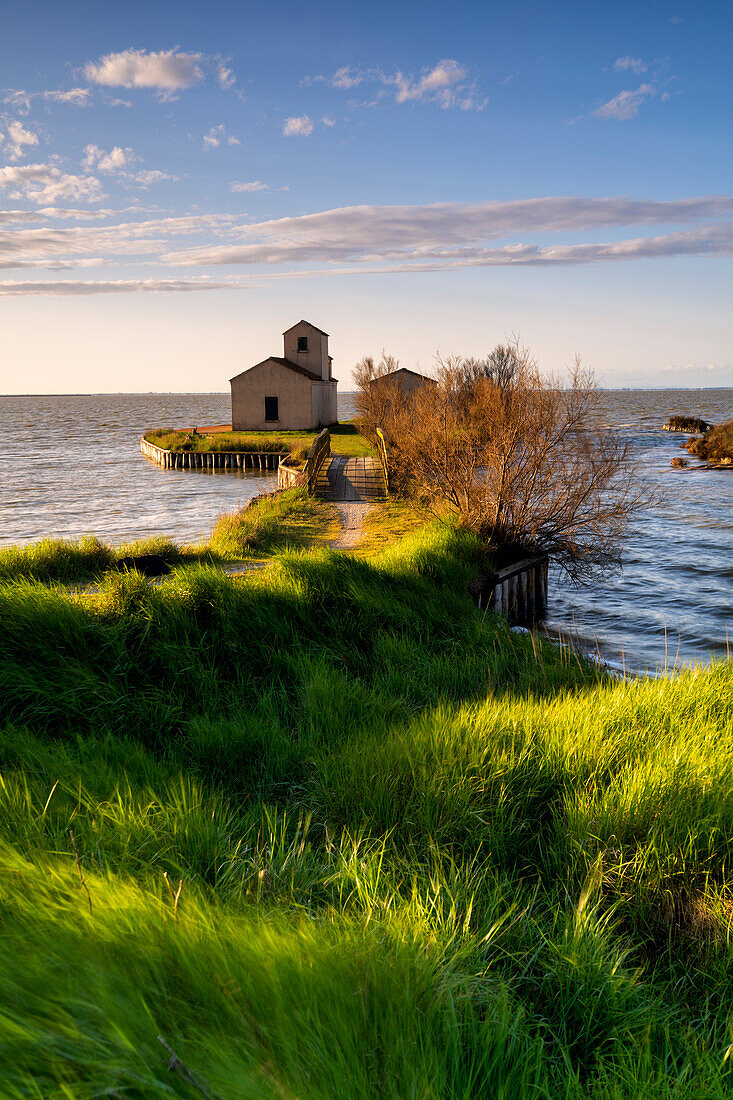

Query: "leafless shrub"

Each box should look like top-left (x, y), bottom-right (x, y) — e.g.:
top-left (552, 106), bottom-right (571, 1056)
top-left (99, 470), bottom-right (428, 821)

top-left (353, 352), bottom-right (410, 445)
top-left (360, 341), bottom-right (654, 581)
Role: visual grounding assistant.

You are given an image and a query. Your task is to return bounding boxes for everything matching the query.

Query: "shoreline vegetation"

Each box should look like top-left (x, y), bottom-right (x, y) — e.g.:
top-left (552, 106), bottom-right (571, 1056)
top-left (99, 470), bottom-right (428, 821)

top-left (0, 506), bottom-right (732, 1096)
top-left (3, 372), bottom-right (732, 1095)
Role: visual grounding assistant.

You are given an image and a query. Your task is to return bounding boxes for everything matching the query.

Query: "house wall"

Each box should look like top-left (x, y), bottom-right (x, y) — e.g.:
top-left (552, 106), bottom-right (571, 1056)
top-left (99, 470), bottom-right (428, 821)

top-left (391, 369), bottom-right (431, 394)
top-left (231, 360), bottom-right (316, 430)
top-left (283, 321), bottom-right (330, 381)
top-left (311, 381), bottom-right (338, 427)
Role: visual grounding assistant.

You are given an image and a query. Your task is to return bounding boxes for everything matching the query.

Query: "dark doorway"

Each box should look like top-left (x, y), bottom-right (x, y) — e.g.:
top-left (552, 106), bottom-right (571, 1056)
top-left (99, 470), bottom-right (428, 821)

top-left (264, 396), bottom-right (279, 421)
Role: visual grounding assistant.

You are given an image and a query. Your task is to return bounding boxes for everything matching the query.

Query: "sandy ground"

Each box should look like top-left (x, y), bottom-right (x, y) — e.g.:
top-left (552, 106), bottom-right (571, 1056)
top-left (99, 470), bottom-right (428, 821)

top-left (330, 502), bottom-right (373, 549)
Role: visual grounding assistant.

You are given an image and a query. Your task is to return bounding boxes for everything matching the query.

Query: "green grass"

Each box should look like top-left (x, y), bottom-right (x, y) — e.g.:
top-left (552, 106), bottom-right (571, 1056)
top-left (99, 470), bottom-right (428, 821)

top-left (0, 525), bottom-right (732, 1096)
top-left (0, 490), bottom-right (339, 584)
top-left (145, 420), bottom-right (375, 458)
top-left (208, 491), bottom-right (338, 556)
top-left (354, 497), bottom-right (435, 554)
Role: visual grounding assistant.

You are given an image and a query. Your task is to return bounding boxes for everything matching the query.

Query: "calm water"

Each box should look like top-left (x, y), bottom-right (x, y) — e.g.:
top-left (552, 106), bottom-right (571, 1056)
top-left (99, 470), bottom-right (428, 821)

top-left (0, 389), bottom-right (731, 674)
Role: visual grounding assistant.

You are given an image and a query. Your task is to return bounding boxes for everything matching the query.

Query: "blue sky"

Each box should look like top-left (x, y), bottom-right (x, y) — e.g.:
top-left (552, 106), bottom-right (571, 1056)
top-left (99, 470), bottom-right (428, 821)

top-left (1, 0), bottom-right (731, 392)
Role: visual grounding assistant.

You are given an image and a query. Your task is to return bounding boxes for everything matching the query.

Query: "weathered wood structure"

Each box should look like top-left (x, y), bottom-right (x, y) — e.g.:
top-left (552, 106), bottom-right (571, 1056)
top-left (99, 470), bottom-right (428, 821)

top-left (277, 428), bottom-right (331, 492)
top-left (140, 436), bottom-right (284, 470)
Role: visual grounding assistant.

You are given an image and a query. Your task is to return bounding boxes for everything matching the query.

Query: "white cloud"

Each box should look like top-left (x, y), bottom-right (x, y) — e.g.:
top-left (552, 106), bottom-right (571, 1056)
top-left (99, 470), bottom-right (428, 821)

top-left (3, 87), bottom-right (92, 113)
top-left (202, 124), bottom-right (240, 149)
top-left (231, 180), bottom-right (268, 192)
top-left (0, 212), bottom-right (242, 266)
top-left (328, 59), bottom-right (485, 111)
top-left (84, 48), bottom-right (205, 91)
top-left (393, 59), bottom-right (467, 104)
top-left (594, 83), bottom-right (656, 120)
top-left (332, 67), bottom-right (364, 89)
top-left (0, 163), bottom-right (103, 204)
top-left (2, 121), bottom-right (39, 161)
top-left (321, 115), bottom-right (336, 127)
top-left (3, 91), bottom-right (32, 114)
top-left (46, 87), bottom-right (92, 106)
top-left (131, 169), bottom-right (177, 185)
top-left (0, 276), bottom-right (249, 296)
top-left (613, 57), bottom-right (648, 74)
top-left (83, 144), bottom-right (133, 172)
top-left (216, 63), bottom-right (236, 90)
top-left (283, 115), bottom-right (314, 137)
top-left (0, 207), bottom-right (118, 223)
top-left (163, 196), bottom-right (733, 268)
top-left (2, 196), bottom-right (730, 290)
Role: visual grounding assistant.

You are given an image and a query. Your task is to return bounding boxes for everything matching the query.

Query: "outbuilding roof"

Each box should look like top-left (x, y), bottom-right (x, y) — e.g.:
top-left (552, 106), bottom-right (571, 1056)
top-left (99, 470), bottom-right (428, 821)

top-left (230, 356), bottom-right (324, 384)
top-left (370, 367), bottom-right (436, 383)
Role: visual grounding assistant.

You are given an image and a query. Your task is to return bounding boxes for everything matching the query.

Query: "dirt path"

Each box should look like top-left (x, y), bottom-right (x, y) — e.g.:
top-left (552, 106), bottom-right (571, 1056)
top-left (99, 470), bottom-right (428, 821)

top-left (330, 503), bottom-right (373, 549)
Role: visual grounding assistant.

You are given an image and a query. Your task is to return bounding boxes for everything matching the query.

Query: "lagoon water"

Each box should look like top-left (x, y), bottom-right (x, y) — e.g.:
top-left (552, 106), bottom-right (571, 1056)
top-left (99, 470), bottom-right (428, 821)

top-left (0, 389), bottom-right (731, 674)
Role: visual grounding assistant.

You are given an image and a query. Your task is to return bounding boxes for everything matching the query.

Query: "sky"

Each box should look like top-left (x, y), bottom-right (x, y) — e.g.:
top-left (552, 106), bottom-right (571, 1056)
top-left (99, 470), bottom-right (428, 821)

top-left (0, 0), bottom-right (731, 393)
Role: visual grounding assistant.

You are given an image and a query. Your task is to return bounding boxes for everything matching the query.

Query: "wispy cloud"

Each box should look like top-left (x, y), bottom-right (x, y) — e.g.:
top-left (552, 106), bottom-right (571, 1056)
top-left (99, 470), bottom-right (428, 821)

top-left (202, 124), bottom-right (240, 149)
top-left (332, 67), bottom-right (364, 90)
top-left (230, 180), bottom-right (268, 192)
top-left (283, 115), bottom-right (314, 137)
top-left (45, 87), bottom-right (92, 106)
top-left (3, 87), bottom-right (91, 113)
top-left (613, 56), bottom-right (648, 74)
top-left (163, 196), bottom-right (733, 268)
top-left (594, 83), bottom-right (656, 120)
top-left (1, 197), bottom-right (730, 285)
top-left (328, 59), bottom-right (486, 111)
top-left (0, 276), bottom-right (250, 296)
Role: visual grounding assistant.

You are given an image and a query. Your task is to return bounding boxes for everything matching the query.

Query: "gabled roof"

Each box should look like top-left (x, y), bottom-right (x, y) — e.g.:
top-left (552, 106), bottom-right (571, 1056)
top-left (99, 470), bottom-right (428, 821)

top-left (282, 319), bottom-right (329, 337)
top-left (370, 368), bottom-right (436, 383)
top-left (230, 356), bottom-right (323, 384)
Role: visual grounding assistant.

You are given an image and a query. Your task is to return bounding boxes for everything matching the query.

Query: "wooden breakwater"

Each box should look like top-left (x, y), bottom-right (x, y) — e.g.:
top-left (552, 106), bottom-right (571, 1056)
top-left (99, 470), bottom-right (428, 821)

top-left (491, 556), bottom-right (549, 624)
top-left (277, 428), bottom-right (331, 492)
top-left (141, 436), bottom-right (285, 470)
top-left (469, 555), bottom-right (549, 625)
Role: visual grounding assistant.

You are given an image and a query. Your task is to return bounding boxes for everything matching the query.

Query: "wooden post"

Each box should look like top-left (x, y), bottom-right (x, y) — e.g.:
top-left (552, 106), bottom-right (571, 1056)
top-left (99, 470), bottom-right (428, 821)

top-left (527, 568), bottom-right (535, 622)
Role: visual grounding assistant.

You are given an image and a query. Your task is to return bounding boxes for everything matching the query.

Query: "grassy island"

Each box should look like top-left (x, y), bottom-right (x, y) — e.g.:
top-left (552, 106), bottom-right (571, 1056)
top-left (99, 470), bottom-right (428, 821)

top-left (0, 495), bottom-right (732, 1097)
top-left (685, 420), bottom-right (733, 464)
top-left (144, 420), bottom-right (375, 460)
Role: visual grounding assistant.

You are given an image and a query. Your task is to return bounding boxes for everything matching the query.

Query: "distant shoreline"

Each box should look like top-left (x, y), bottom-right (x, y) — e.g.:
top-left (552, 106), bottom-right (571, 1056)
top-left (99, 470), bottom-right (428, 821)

top-left (1, 387), bottom-right (732, 398)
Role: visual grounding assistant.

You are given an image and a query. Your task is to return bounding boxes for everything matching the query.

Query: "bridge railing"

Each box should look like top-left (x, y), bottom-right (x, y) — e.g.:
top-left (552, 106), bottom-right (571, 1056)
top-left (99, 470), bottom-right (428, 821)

top-left (277, 427), bottom-right (331, 493)
top-left (375, 428), bottom-right (390, 497)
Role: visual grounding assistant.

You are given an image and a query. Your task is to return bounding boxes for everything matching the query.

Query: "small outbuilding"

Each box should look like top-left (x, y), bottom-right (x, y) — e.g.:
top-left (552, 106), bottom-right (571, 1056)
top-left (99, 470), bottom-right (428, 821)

top-left (371, 367), bottom-right (435, 393)
top-left (230, 320), bottom-right (338, 431)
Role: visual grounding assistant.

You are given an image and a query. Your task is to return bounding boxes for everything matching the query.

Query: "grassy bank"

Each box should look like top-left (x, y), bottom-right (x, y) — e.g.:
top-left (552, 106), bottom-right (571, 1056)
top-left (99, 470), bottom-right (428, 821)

top-left (145, 421), bottom-right (375, 458)
top-left (0, 522), bottom-right (732, 1096)
top-left (0, 489), bottom-right (338, 583)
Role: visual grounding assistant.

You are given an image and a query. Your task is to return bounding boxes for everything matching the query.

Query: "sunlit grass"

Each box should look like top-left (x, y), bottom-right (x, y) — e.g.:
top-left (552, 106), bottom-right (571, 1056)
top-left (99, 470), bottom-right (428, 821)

top-left (1, 525), bottom-right (732, 1095)
top-left (144, 419), bottom-right (375, 457)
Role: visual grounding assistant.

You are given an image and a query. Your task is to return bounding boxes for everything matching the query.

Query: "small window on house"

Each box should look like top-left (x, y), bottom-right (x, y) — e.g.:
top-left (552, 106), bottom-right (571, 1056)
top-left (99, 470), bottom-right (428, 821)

top-left (264, 396), bottom-right (279, 422)
top-left (297, 336), bottom-right (308, 352)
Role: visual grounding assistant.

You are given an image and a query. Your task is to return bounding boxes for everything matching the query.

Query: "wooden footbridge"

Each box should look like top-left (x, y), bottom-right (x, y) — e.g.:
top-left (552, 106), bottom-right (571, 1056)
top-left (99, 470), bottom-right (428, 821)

top-left (315, 455), bottom-right (387, 501)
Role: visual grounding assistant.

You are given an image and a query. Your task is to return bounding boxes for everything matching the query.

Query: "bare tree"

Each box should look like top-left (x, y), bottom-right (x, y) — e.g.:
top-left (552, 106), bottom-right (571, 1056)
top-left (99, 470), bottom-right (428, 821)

top-left (368, 344), bottom-right (653, 580)
top-left (353, 352), bottom-right (406, 446)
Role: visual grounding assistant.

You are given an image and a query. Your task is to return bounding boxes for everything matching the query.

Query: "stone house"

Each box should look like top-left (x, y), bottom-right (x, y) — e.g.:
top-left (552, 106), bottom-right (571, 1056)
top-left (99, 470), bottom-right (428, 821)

top-left (230, 320), bottom-right (338, 431)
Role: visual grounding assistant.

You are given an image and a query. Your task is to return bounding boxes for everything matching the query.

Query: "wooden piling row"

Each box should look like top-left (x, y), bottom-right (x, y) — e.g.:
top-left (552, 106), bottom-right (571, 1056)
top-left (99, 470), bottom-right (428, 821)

top-left (140, 437), bottom-right (284, 471)
top-left (490, 556), bottom-right (549, 624)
